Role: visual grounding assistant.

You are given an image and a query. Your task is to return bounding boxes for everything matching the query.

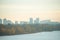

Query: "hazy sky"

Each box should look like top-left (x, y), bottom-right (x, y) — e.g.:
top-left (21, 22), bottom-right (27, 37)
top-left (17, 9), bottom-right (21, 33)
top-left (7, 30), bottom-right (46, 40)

top-left (0, 0), bottom-right (60, 22)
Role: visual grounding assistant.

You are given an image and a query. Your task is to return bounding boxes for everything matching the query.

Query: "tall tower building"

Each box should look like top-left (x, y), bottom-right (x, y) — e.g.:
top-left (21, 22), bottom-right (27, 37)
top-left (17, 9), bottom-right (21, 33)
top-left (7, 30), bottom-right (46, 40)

top-left (3, 18), bottom-right (8, 25)
top-left (34, 18), bottom-right (40, 24)
top-left (0, 18), bottom-right (2, 24)
top-left (29, 18), bottom-right (33, 24)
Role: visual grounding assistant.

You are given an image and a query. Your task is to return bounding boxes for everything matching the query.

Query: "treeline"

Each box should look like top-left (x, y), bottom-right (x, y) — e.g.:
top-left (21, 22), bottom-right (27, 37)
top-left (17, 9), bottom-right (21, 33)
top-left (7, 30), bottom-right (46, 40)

top-left (0, 23), bottom-right (60, 36)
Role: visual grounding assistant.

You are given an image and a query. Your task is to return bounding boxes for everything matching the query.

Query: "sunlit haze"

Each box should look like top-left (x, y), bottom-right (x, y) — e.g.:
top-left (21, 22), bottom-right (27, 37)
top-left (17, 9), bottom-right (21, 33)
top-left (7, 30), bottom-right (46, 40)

top-left (0, 0), bottom-right (60, 22)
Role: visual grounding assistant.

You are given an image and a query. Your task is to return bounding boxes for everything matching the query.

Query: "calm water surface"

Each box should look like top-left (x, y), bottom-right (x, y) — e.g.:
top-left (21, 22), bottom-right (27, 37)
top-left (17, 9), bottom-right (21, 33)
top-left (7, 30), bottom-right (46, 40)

top-left (0, 31), bottom-right (60, 40)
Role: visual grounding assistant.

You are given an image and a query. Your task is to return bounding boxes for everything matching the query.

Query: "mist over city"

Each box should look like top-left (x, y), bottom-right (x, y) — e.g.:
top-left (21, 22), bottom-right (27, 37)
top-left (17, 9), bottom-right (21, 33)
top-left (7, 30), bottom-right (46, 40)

top-left (0, 0), bottom-right (60, 40)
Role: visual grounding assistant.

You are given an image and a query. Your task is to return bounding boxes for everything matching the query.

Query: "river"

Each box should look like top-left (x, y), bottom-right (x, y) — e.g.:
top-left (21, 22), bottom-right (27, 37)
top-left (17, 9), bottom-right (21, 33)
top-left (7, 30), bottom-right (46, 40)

top-left (0, 31), bottom-right (60, 40)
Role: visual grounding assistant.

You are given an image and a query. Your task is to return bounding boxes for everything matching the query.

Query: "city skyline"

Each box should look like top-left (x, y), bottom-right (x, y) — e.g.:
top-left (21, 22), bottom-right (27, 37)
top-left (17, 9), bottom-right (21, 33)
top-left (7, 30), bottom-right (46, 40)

top-left (0, 0), bottom-right (60, 22)
top-left (0, 18), bottom-right (60, 25)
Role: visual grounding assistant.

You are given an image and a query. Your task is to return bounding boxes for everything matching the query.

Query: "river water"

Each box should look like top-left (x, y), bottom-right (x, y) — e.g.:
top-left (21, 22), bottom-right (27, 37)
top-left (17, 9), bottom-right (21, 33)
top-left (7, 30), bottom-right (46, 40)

top-left (0, 31), bottom-right (60, 40)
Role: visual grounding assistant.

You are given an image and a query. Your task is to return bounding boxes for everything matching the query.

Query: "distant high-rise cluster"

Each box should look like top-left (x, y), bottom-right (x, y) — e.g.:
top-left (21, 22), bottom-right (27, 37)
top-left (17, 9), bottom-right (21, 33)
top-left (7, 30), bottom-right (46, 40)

top-left (0, 18), bottom-right (13, 25)
top-left (0, 18), bottom-right (59, 25)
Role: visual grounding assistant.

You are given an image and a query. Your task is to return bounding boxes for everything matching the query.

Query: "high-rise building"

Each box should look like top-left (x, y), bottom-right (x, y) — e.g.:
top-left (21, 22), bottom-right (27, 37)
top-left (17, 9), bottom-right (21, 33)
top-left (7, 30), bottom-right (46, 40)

top-left (0, 18), bottom-right (2, 24)
top-left (29, 18), bottom-right (33, 24)
top-left (3, 18), bottom-right (8, 25)
top-left (34, 18), bottom-right (40, 24)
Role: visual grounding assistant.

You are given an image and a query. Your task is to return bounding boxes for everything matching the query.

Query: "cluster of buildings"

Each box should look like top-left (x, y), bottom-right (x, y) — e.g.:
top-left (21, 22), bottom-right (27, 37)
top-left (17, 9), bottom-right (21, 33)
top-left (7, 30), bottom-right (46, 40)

top-left (0, 18), bottom-right (58, 25)
top-left (0, 18), bottom-right (40, 25)
top-left (0, 18), bottom-right (13, 25)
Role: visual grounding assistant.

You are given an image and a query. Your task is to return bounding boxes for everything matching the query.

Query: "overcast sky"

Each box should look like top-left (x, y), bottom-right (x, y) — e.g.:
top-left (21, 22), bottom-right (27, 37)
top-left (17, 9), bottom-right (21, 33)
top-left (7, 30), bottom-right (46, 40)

top-left (0, 0), bottom-right (60, 22)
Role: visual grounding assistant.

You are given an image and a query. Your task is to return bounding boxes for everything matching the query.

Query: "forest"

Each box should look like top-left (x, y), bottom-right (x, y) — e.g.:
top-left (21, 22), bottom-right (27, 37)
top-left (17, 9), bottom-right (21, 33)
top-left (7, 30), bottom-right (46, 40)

top-left (0, 23), bottom-right (60, 36)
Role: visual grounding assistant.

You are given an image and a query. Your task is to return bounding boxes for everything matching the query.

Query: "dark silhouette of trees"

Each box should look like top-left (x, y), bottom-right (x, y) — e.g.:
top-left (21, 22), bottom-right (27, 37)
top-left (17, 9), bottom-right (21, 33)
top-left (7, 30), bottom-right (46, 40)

top-left (0, 23), bottom-right (60, 36)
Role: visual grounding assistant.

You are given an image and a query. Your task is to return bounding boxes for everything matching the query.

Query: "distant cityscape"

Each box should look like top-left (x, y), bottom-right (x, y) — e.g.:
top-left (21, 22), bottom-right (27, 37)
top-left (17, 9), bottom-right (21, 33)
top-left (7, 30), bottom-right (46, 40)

top-left (0, 18), bottom-right (60, 25)
top-left (0, 18), bottom-right (60, 35)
